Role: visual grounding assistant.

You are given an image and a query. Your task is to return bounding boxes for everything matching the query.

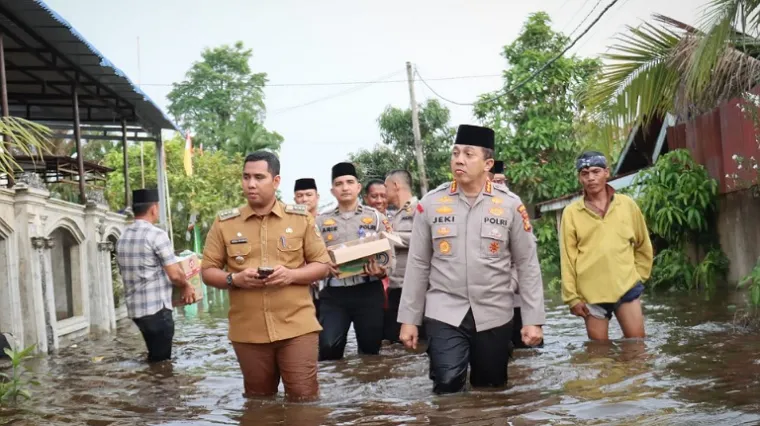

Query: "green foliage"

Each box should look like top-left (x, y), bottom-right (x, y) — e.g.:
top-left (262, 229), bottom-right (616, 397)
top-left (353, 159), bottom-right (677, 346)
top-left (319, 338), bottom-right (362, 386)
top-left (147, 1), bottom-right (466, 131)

top-left (111, 255), bottom-right (124, 308)
top-left (0, 117), bottom-right (51, 177)
top-left (0, 344), bottom-right (38, 405)
top-left (104, 136), bottom-right (243, 250)
top-left (473, 12), bottom-right (601, 204)
top-left (649, 248), bottom-right (694, 290)
top-left (634, 149), bottom-right (719, 245)
top-left (534, 216), bottom-right (562, 292)
top-left (350, 99), bottom-right (455, 196)
top-left (739, 261), bottom-right (760, 306)
top-left (167, 41), bottom-right (282, 154)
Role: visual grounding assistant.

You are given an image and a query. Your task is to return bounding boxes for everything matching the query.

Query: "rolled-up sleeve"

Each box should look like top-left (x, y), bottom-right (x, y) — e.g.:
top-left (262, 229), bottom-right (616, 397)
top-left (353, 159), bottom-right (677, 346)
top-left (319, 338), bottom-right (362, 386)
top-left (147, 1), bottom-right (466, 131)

top-left (397, 202), bottom-right (432, 326)
top-left (510, 202), bottom-right (546, 326)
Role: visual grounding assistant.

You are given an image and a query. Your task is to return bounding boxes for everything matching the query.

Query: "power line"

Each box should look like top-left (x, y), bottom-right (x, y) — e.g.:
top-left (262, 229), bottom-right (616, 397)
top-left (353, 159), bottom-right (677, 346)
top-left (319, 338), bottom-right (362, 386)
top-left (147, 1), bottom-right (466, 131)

top-left (416, 0), bottom-right (622, 107)
top-left (137, 73), bottom-right (502, 89)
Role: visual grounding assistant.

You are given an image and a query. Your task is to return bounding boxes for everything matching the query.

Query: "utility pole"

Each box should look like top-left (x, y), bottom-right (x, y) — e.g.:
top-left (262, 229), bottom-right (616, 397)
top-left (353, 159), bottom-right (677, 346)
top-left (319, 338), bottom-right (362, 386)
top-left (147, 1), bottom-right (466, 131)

top-left (406, 61), bottom-right (428, 195)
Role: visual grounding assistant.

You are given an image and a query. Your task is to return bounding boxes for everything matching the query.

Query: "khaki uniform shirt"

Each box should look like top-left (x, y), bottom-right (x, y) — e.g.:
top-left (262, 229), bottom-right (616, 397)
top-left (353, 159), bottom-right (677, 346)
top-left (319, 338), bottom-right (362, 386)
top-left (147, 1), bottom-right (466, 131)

top-left (316, 204), bottom-right (394, 287)
top-left (388, 197), bottom-right (418, 289)
top-left (201, 201), bottom-right (330, 344)
top-left (397, 180), bottom-right (545, 331)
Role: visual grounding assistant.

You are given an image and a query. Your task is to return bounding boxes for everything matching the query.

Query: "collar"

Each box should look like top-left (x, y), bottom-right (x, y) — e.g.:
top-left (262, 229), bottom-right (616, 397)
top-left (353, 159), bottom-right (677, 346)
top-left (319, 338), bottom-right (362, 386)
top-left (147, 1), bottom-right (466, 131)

top-left (332, 202), bottom-right (363, 215)
top-left (240, 201), bottom-right (284, 220)
top-left (577, 184), bottom-right (616, 211)
top-left (449, 179), bottom-right (493, 196)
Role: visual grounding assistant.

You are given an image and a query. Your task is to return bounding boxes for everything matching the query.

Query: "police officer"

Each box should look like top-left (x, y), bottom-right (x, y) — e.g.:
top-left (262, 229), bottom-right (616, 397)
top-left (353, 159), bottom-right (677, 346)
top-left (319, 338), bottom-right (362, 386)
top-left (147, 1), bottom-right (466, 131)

top-left (201, 151), bottom-right (331, 401)
top-left (383, 169), bottom-right (418, 344)
top-left (317, 162), bottom-right (393, 360)
top-left (398, 124), bottom-right (545, 394)
top-left (489, 160), bottom-right (506, 186)
top-left (294, 177), bottom-right (322, 316)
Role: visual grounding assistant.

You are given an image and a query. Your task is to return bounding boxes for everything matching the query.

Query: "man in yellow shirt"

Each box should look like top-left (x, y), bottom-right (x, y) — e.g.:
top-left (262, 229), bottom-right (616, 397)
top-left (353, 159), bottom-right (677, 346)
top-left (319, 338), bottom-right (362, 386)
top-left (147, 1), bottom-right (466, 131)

top-left (559, 151), bottom-right (653, 341)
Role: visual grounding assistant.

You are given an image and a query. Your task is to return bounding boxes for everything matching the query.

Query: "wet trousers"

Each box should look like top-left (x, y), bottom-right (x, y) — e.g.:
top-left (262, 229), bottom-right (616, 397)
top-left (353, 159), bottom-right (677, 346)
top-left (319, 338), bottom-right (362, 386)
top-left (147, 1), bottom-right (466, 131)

top-left (425, 310), bottom-right (513, 394)
top-left (232, 332), bottom-right (319, 401)
top-left (318, 280), bottom-right (384, 361)
top-left (382, 288), bottom-right (403, 343)
top-left (132, 308), bottom-right (174, 362)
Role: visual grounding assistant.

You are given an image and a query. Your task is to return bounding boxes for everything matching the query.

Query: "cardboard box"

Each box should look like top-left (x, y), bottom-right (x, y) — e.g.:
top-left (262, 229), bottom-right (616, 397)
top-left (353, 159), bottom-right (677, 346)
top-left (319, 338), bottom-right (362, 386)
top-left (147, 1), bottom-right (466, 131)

top-left (172, 251), bottom-right (204, 306)
top-left (328, 232), bottom-right (403, 279)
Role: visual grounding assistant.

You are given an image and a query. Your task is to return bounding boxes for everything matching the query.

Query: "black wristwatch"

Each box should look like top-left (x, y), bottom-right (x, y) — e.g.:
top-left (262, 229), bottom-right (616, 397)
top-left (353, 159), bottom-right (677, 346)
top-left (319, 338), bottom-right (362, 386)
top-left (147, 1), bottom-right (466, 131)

top-left (226, 273), bottom-right (236, 288)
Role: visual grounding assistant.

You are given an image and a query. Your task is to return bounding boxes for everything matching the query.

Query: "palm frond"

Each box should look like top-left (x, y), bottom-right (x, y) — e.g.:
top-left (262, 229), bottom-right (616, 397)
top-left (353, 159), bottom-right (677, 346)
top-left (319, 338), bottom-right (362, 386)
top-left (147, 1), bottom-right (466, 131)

top-left (0, 117), bottom-right (52, 178)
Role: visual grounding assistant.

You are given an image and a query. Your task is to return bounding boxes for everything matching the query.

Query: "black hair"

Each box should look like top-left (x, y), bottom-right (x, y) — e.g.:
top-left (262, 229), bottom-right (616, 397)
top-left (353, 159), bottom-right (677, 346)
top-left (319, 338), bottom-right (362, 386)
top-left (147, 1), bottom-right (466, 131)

top-left (386, 169), bottom-right (413, 189)
top-left (364, 179), bottom-right (385, 194)
top-left (244, 151), bottom-right (280, 176)
top-left (133, 202), bottom-right (156, 217)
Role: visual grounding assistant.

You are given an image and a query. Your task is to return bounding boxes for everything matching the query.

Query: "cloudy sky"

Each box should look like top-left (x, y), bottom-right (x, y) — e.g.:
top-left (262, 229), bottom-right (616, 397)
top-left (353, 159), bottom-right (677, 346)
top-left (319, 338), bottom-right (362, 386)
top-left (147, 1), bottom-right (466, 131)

top-left (46, 0), bottom-right (699, 203)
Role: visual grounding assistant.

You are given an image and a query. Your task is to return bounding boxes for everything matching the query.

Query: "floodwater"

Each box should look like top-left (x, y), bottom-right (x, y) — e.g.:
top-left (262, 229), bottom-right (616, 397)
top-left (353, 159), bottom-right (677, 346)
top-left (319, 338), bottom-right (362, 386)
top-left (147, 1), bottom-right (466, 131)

top-left (2, 289), bottom-right (760, 426)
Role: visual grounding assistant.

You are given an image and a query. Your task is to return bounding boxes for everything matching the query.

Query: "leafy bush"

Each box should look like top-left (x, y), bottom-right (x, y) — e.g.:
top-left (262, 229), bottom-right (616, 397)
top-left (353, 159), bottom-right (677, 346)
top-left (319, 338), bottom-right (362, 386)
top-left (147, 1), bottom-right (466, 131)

top-left (0, 344), bottom-right (38, 405)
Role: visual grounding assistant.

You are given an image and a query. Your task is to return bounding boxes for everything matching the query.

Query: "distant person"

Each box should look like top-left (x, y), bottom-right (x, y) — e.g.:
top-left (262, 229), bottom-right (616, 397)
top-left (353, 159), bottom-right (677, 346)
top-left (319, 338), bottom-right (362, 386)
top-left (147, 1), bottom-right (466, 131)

top-left (201, 152), bottom-right (331, 401)
top-left (364, 179), bottom-right (388, 214)
top-left (489, 160), bottom-right (507, 186)
top-left (294, 177), bottom-right (323, 317)
top-left (560, 151), bottom-right (653, 341)
top-left (116, 188), bottom-right (196, 363)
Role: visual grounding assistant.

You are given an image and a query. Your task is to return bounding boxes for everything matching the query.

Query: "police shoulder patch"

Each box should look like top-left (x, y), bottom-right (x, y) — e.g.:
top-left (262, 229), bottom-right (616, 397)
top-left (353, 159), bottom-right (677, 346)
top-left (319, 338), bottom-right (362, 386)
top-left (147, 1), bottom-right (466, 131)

top-left (218, 208), bottom-right (240, 221)
top-left (285, 204), bottom-right (308, 216)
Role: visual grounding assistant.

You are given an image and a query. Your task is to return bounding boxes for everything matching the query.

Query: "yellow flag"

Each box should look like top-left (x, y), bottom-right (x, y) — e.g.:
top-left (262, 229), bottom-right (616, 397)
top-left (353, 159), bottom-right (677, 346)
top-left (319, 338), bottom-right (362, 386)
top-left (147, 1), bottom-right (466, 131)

top-left (183, 133), bottom-right (193, 176)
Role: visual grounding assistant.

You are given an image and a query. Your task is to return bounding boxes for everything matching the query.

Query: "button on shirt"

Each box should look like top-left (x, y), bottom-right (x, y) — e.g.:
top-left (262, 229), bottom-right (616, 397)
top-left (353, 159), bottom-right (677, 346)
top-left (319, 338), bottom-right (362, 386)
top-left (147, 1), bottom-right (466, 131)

top-left (116, 220), bottom-right (178, 319)
top-left (202, 201), bottom-right (331, 344)
top-left (397, 181), bottom-right (546, 331)
top-left (388, 197), bottom-right (418, 289)
top-left (316, 204), bottom-right (394, 287)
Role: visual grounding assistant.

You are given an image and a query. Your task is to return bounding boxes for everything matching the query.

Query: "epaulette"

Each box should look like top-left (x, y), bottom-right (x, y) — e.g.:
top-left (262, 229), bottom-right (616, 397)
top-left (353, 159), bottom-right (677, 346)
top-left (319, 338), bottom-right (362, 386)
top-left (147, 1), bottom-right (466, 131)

top-left (422, 182), bottom-right (451, 200)
top-left (284, 204), bottom-right (309, 216)
top-left (218, 208), bottom-right (240, 221)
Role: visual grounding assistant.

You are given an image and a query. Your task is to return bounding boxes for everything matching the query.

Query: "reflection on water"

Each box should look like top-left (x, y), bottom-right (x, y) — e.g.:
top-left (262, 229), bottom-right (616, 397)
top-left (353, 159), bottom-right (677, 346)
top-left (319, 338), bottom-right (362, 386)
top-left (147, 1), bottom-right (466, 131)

top-left (2, 288), bottom-right (760, 425)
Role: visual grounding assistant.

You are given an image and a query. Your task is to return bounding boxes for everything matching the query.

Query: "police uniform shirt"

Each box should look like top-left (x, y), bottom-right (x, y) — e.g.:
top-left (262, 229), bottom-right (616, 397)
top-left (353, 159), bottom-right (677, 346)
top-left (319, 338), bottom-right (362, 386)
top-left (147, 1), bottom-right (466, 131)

top-left (201, 201), bottom-right (331, 344)
top-left (397, 180), bottom-right (545, 331)
top-left (316, 204), bottom-right (394, 286)
top-left (388, 197), bottom-right (418, 289)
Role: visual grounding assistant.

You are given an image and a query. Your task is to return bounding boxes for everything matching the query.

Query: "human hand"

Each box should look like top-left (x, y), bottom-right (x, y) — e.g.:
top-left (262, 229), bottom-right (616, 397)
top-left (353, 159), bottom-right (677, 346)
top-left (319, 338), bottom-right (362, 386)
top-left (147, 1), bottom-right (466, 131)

top-left (399, 324), bottom-right (419, 350)
top-left (264, 265), bottom-right (294, 286)
top-left (521, 325), bottom-right (543, 347)
top-left (327, 262), bottom-right (341, 277)
top-left (363, 257), bottom-right (387, 278)
top-left (570, 302), bottom-right (590, 318)
top-left (233, 268), bottom-right (266, 289)
top-left (180, 285), bottom-right (196, 305)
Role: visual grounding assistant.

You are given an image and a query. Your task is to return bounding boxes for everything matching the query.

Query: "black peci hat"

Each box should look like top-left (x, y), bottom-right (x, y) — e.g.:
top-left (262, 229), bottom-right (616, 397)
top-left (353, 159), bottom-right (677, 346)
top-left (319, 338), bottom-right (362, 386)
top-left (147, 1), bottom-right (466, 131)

top-left (454, 124), bottom-right (495, 150)
top-left (492, 160), bottom-right (504, 174)
top-left (331, 162), bottom-right (358, 181)
top-left (132, 188), bottom-right (159, 206)
top-left (294, 178), bottom-right (317, 192)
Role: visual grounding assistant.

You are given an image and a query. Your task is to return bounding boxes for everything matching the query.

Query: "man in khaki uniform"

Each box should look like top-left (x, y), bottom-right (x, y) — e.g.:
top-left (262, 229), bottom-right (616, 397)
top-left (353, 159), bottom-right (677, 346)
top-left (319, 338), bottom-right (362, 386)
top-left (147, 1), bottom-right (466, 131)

top-left (201, 151), bottom-right (330, 401)
top-left (398, 124), bottom-right (545, 394)
top-left (383, 169), bottom-right (418, 344)
top-left (316, 162), bottom-right (393, 360)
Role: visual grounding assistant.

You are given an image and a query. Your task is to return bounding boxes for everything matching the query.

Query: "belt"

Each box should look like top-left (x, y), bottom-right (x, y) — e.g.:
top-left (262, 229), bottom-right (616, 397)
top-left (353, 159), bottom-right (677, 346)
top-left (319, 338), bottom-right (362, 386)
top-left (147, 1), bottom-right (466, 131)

top-left (326, 275), bottom-right (369, 288)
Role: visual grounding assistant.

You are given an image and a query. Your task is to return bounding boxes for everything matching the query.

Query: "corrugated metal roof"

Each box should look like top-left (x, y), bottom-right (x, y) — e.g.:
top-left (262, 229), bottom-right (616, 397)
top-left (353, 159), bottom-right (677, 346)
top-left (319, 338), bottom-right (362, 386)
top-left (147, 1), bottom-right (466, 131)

top-left (0, 0), bottom-right (180, 134)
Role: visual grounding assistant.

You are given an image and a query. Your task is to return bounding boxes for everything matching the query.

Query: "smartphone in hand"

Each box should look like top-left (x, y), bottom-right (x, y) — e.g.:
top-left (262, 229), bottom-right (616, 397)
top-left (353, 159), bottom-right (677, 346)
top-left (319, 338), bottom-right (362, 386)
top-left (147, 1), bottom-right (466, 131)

top-left (257, 266), bottom-right (274, 279)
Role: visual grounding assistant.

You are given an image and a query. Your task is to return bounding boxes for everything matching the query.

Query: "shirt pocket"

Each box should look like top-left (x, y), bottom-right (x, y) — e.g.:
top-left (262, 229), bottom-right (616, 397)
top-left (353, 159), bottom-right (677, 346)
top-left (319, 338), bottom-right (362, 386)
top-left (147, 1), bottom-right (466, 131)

top-left (226, 244), bottom-right (252, 269)
top-left (277, 236), bottom-right (304, 266)
top-left (432, 224), bottom-right (457, 258)
top-left (480, 223), bottom-right (508, 258)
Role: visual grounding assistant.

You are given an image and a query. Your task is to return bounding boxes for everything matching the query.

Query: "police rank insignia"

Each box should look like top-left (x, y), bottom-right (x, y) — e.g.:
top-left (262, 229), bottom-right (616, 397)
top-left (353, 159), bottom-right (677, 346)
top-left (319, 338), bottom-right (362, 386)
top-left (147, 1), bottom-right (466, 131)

top-left (489, 207), bottom-right (504, 216)
top-left (491, 197), bottom-right (503, 205)
top-left (361, 217), bottom-right (373, 225)
top-left (324, 219), bottom-right (336, 226)
top-left (439, 240), bottom-right (452, 255)
top-left (437, 196), bottom-right (453, 204)
top-left (436, 206), bottom-right (453, 214)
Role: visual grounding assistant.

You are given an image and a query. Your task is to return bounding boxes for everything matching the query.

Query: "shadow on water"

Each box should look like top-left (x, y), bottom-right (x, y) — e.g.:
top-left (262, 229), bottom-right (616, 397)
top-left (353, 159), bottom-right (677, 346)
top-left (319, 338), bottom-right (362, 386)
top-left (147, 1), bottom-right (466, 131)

top-left (2, 288), bottom-right (760, 425)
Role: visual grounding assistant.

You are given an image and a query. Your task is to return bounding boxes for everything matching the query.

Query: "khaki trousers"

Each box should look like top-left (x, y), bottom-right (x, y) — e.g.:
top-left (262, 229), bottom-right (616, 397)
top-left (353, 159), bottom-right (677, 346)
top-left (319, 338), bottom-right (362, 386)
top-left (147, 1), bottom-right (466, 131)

top-left (232, 332), bottom-right (319, 401)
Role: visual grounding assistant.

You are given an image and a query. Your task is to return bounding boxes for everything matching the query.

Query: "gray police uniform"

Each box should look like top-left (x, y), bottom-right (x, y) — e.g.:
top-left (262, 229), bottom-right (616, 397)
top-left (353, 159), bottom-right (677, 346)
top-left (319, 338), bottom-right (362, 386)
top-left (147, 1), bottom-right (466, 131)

top-left (383, 197), bottom-right (419, 343)
top-left (316, 204), bottom-right (394, 360)
top-left (398, 180), bottom-right (545, 394)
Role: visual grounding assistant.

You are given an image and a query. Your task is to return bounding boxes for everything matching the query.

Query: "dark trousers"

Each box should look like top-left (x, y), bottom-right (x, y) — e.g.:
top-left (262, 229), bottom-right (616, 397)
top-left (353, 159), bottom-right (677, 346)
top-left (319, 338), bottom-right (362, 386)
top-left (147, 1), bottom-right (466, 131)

top-left (318, 280), bottom-right (385, 361)
top-left (132, 308), bottom-right (175, 362)
top-left (383, 288), bottom-right (403, 343)
top-left (425, 310), bottom-right (513, 394)
top-left (511, 307), bottom-right (544, 349)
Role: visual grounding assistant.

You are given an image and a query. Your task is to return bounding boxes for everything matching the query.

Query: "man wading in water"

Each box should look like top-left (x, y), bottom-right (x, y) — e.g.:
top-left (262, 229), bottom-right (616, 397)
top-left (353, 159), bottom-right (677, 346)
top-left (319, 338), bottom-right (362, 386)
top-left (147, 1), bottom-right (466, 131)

top-left (559, 151), bottom-right (653, 341)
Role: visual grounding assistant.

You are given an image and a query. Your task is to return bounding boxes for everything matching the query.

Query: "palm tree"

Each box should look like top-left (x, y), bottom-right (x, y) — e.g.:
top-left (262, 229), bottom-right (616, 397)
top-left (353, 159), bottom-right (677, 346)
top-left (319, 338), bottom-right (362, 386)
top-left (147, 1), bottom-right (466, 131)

top-left (0, 117), bottom-right (51, 179)
top-left (585, 0), bottom-right (760, 133)
top-left (223, 111), bottom-right (283, 156)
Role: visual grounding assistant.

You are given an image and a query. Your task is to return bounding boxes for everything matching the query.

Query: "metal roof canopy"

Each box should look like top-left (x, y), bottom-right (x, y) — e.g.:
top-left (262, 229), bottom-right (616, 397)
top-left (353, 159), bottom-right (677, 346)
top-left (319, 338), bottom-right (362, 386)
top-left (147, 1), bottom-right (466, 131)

top-left (0, 0), bottom-right (180, 135)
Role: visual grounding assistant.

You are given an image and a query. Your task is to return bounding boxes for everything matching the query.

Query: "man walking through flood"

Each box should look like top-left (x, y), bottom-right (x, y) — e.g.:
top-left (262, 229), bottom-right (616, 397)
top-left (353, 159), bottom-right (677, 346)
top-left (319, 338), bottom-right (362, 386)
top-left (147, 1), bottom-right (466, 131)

top-left (294, 177), bottom-right (323, 317)
top-left (559, 151), bottom-right (653, 341)
top-left (398, 124), bottom-right (545, 394)
top-left (201, 152), bottom-right (331, 401)
top-left (116, 188), bottom-right (196, 363)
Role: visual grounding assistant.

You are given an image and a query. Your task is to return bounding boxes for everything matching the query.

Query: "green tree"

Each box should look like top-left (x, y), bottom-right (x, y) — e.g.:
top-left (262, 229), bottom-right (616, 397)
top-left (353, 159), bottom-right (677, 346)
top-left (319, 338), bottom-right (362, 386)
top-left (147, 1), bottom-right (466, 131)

top-left (474, 12), bottom-right (601, 205)
top-left (167, 41), bottom-right (282, 154)
top-left (104, 136), bottom-right (243, 249)
top-left (349, 99), bottom-right (455, 196)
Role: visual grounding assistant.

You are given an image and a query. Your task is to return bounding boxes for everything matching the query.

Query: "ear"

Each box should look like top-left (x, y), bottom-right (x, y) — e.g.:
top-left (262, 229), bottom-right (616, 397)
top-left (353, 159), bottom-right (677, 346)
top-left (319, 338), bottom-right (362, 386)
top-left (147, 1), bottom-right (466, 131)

top-left (272, 175), bottom-right (281, 189)
top-left (485, 158), bottom-right (495, 172)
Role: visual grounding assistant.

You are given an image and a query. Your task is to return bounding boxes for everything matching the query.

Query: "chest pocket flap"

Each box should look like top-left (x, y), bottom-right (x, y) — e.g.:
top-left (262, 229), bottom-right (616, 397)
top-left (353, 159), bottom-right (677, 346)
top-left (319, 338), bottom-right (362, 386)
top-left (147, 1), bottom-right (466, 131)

top-left (278, 236), bottom-right (304, 252)
top-left (226, 243), bottom-right (251, 258)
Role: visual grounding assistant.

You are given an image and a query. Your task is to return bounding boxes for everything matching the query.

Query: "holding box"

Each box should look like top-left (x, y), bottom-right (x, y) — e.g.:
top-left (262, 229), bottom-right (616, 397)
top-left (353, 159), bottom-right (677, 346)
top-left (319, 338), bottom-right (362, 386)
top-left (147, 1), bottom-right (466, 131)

top-left (172, 251), bottom-right (204, 306)
top-left (328, 232), bottom-right (402, 279)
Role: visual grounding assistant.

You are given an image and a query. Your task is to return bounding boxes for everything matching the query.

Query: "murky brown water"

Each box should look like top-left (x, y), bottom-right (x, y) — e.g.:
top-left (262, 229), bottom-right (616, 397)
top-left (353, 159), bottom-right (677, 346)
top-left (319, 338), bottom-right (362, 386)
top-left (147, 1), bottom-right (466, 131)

top-left (2, 289), bottom-right (760, 425)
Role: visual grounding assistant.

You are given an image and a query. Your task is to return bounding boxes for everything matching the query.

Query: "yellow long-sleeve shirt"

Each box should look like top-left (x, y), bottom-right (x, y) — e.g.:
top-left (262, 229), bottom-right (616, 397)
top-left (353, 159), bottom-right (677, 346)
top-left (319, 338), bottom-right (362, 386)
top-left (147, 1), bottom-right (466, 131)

top-left (559, 192), bottom-right (653, 307)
